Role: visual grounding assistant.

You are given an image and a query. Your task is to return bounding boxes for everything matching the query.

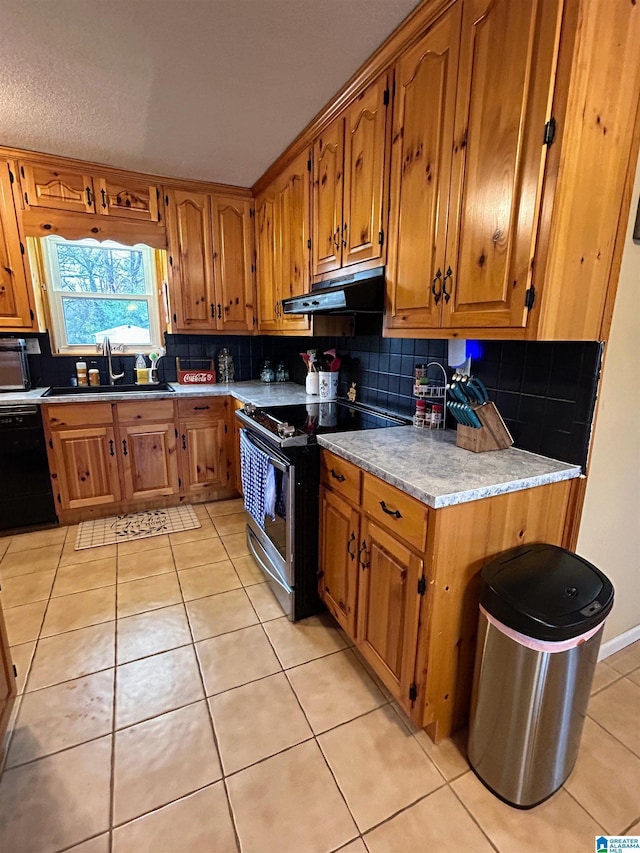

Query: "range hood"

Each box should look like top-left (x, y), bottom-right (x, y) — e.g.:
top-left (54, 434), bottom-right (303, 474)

top-left (281, 267), bottom-right (385, 315)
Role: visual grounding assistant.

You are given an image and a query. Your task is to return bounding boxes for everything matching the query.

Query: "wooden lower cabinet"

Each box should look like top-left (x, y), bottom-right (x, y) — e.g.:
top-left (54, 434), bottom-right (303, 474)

top-left (50, 425), bottom-right (121, 510)
top-left (43, 396), bottom-right (234, 521)
top-left (357, 518), bottom-right (423, 713)
top-left (120, 422), bottom-right (180, 501)
top-left (319, 486), bottom-right (360, 636)
top-left (318, 448), bottom-right (574, 741)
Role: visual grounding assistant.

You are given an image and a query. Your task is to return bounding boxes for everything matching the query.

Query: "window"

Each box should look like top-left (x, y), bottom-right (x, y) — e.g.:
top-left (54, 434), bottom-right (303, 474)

top-left (42, 236), bottom-right (162, 353)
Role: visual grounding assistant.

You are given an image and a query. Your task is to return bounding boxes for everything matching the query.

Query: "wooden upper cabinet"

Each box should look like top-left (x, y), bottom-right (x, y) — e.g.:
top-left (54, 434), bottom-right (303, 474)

top-left (386, 0), bottom-right (562, 334)
top-left (211, 194), bottom-right (255, 333)
top-left (312, 119), bottom-right (344, 277)
top-left (0, 163), bottom-right (35, 330)
top-left (386, 4), bottom-right (461, 331)
top-left (277, 151), bottom-right (311, 332)
top-left (442, 0), bottom-right (561, 329)
top-left (256, 150), bottom-right (311, 334)
top-left (19, 161), bottom-right (95, 213)
top-left (342, 74), bottom-right (389, 269)
top-left (166, 188), bottom-right (216, 332)
top-left (95, 176), bottom-right (159, 221)
top-left (312, 73), bottom-right (390, 279)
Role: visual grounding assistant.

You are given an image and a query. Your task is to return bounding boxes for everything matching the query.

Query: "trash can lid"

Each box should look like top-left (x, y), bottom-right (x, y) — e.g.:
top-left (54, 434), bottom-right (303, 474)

top-left (480, 543), bottom-right (614, 641)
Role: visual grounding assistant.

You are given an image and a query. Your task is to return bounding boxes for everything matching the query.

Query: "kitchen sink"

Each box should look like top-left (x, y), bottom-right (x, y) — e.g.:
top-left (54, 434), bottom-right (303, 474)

top-left (42, 382), bottom-right (175, 396)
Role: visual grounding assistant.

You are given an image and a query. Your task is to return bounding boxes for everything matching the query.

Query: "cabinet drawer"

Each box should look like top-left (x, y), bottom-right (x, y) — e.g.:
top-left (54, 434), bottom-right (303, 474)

top-left (117, 399), bottom-right (175, 423)
top-left (44, 402), bottom-right (113, 429)
top-left (177, 397), bottom-right (227, 420)
top-left (320, 450), bottom-right (362, 505)
top-left (362, 473), bottom-right (428, 552)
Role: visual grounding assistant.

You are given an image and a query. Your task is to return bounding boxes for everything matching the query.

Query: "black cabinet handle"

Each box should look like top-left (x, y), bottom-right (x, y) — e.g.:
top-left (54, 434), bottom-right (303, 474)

top-left (109, 439), bottom-right (114, 456)
top-left (330, 468), bottom-right (346, 482)
top-left (122, 439), bottom-right (128, 456)
top-left (100, 187), bottom-right (107, 209)
top-left (347, 531), bottom-right (356, 561)
top-left (380, 500), bottom-right (402, 519)
top-left (210, 303), bottom-right (215, 318)
top-left (432, 268), bottom-right (442, 305)
top-left (358, 540), bottom-right (370, 570)
top-left (341, 222), bottom-right (348, 247)
top-left (217, 304), bottom-right (222, 319)
top-left (442, 266), bottom-right (452, 304)
top-left (86, 186), bottom-right (93, 207)
top-left (181, 434), bottom-right (186, 450)
top-left (194, 405), bottom-right (210, 411)
top-left (333, 227), bottom-right (341, 252)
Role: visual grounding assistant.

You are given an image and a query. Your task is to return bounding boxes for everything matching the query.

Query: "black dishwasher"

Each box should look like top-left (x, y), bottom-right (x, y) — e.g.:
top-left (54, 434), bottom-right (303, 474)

top-left (0, 405), bottom-right (57, 531)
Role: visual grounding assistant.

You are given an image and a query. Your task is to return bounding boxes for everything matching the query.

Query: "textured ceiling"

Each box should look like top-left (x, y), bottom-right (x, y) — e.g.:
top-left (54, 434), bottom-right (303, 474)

top-left (0, 0), bottom-right (420, 187)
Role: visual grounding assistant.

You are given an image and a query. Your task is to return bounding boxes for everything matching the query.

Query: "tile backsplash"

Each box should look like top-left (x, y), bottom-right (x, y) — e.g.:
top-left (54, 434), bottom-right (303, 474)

top-left (8, 330), bottom-right (602, 470)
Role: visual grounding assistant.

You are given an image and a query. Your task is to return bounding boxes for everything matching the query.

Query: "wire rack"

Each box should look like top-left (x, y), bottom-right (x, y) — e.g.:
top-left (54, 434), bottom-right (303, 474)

top-left (413, 361), bottom-right (447, 429)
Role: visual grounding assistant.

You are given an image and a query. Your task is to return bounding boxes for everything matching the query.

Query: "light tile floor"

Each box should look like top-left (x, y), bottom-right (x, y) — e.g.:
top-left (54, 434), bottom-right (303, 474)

top-left (0, 500), bottom-right (638, 852)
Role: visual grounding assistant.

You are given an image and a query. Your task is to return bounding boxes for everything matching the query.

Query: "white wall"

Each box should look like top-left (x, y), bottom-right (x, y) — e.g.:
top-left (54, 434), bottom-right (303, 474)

top-left (577, 153), bottom-right (640, 643)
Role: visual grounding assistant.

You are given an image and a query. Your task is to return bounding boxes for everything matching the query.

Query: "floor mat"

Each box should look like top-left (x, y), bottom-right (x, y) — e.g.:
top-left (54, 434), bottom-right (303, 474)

top-left (75, 505), bottom-right (200, 549)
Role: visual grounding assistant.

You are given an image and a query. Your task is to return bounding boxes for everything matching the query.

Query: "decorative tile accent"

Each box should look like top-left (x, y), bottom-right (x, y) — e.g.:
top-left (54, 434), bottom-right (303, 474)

top-left (76, 506), bottom-right (200, 550)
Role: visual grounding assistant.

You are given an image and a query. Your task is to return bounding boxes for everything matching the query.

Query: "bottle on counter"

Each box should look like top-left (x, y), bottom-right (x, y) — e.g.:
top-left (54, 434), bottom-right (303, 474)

top-left (88, 362), bottom-right (100, 386)
top-left (76, 361), bottom-right (88, 386)
top-left (135, 353), bottom-right (147, 385)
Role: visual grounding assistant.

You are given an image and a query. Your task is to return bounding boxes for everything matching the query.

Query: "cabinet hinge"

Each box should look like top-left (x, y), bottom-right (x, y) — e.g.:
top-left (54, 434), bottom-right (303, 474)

top-left (226, 471), bottom-right (230, 482)
top-left (307, 238), bottom-right (311, 250)
top-left (417, 575), bottom-right (426, 596)
top-left (48, 438), bottom-right (53, 450)
top-left (178, 477), bottom-right (182, 488)
top-left (57, 493), bottom-right (61, 504)
top-left (307, 159), bottom-right (311, 172)
top-left (249, 207), bottom-right (254, 219)
top-left (20, 165), bottom-right (25, 178)
top-left (7, 165), bottom-right (14, 183)
top-left (383, 88), bottom-right (390, 107)
top-left (165, 194), bottom-right (169, 206)
top-left (524, 285), bottom-right (536, 310)
top-left (378, 230), bottom-right (384, 246)
top-left (251, 263), bottom-right (255, 273)
top-left (24, 191), bottom-right (29, 205)
top-left (169, 255), bottom-right (173, 267)
top-left (175, 427), bottom-right (178, 438)
top-left (13, 664), bottom-right (17, 679)
top-left (173, 312), bottom-right (177, 324)
top-left (409, 683), bottom-right (418, 702)
top-left (29, 308), bottom-right (34, 321)
top-left (543, 117), bottom-right (556, 146)
top-left (224, 424), bottom-right (228, 434)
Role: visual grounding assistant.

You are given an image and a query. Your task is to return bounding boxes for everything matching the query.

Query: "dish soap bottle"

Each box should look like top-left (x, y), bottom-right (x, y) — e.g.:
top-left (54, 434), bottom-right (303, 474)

top-left (135, 353), bottom-right (147, 385)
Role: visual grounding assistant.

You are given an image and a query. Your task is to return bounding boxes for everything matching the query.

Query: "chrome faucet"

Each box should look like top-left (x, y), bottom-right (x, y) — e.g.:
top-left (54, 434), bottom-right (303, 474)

top-left (101, 337), bottom-right (125, 385)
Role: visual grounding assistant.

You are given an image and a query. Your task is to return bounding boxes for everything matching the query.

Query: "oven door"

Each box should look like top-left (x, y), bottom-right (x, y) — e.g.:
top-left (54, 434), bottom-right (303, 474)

top-left (240, 429), bottom-right (295, 595)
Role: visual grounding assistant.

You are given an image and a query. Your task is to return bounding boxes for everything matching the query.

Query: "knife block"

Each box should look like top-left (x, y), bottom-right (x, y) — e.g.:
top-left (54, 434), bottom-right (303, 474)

top-left (456, 402), bottom-right (514, 452)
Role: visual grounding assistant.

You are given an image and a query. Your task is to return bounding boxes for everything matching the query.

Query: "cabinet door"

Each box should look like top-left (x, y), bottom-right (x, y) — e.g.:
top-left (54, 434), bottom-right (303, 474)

top-left (211, 195), bottom-right (255, 332)
top-left (256, 191), bottom-right (280, 332)
top-left (166, 189), bottom-right (216, 331)
top-left (278, 150), bottom-right (312, 333)
top-left (50, 426), bottom-right (121, 510)
top-left (442, 0), bottom-right (561, 329)
top-left (19, 162), bottom-right (95, 213)
top-left (312, 119), bottom-right (344, 277)
top-left (342, 74), bottom-right (390, 269)
top-left (180, 417), bottom-right (229, 493)
top-left (319, 486), bottom-right (360, 636)
top-left (95, 177), bottom-right (159, 221)
top-left (385, 4), bottom-right (461, 331)
top-left (356, 518), bottom-right (423, 712)
top-left (0, 163), bottom-right (35, 330)
top-left (120, 422), bottom-right (180, 501)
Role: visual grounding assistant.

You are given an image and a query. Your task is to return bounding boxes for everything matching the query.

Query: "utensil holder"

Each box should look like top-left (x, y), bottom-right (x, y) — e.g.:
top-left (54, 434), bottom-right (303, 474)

top-left (318, 371), bottom-right (338, 400)
top-left (456, 402), bottom-right (514, 452)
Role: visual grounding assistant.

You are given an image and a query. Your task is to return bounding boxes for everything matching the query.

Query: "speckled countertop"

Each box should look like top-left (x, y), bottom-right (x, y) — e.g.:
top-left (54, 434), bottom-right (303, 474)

top-left (0, 382), bottom-right (581, 509)
top-left (317, 427), bottom-right (581, 509)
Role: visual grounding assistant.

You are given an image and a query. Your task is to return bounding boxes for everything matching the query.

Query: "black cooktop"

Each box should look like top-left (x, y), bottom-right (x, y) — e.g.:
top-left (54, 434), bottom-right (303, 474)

top-left (252, 400), bottom-right (409, 439)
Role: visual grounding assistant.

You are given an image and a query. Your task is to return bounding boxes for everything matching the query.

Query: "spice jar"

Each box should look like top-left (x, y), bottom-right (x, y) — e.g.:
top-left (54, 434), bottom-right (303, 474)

top-left (260, 360), bottom-right (275, 383)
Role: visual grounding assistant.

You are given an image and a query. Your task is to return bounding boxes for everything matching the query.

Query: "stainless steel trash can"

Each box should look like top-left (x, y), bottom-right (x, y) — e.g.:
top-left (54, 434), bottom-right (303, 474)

top-left (468, 543), bottom-right (614, 808)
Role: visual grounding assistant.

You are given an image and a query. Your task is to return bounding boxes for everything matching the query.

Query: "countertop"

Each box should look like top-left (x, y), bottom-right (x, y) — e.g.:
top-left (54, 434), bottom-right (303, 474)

top-left (1, 381), bottom-right (581, 509)
top-left (317, 427), bottom-right (581, 509)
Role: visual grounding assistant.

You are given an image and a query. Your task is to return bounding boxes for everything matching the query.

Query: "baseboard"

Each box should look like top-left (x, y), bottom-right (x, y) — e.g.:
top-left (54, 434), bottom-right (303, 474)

top-left (598, 623), bottom-right (640, 661)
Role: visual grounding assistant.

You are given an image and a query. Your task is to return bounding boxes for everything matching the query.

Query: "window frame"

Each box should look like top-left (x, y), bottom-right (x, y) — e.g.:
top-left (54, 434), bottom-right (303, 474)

top-left (40, 235), bottom-right (163, 355)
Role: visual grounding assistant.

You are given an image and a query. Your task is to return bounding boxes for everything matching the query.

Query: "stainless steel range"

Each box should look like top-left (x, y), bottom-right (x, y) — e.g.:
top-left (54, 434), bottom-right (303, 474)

top-left (235, 400), bottom-right (409, 620)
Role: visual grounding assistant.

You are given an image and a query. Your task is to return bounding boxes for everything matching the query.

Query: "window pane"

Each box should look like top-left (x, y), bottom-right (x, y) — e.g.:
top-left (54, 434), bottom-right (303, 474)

top-left (54, 243), bottom-right (146, 295)
top-left (62, 297), bottom-right (151, 346)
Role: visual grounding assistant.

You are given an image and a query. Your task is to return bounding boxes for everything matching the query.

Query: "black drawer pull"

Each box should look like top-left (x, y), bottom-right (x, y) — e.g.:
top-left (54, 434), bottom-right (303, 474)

top-left (122, 439), bottom-right (128, 456)
top-left (181, 433), bottom-right (187, 450)
top-left (194, 405), bottom-right (210, 411)
top-left (380, 500), bottom-right (402, 519)
top-left (358, 540), bottom-right (370, 570)
top-left (330, 468), bottom-right (346, 482)
top-left (109, 439), bottom-right (114, 457)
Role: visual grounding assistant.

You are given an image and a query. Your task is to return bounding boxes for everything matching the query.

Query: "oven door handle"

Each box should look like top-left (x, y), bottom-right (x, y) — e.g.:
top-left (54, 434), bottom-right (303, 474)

top-left (247, 527), bottom-right (291, 593)
top-left (240, 429), bottom-right (290, 473)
